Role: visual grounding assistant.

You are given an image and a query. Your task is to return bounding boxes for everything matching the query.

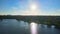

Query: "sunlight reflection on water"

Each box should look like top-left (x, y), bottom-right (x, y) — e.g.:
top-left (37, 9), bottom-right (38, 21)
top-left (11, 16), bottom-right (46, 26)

top-left (30, 22), bottom-right (38, 34)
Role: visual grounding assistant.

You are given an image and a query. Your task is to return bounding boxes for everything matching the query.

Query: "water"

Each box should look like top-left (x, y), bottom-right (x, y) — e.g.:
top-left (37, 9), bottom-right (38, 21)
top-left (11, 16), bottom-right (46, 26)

top-left (0, 19), bottom-right (60, 34)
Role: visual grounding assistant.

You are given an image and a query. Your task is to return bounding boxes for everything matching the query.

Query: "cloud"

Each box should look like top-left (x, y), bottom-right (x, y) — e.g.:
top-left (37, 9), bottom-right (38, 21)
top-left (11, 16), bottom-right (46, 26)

top-left (10, 6), bottom-right (60, 16)
top-left (7, 0), bottom-right (60, 16)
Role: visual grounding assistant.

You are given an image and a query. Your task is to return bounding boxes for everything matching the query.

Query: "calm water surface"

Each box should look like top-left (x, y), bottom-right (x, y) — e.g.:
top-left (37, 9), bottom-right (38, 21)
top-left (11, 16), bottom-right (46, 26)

top-left (0, 19), bottom-right (60, 34)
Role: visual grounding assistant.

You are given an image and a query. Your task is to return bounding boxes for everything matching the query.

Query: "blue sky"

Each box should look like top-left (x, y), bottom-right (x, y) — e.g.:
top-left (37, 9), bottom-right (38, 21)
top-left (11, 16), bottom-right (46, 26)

top-left (0, 0), bottom-right (60, 15)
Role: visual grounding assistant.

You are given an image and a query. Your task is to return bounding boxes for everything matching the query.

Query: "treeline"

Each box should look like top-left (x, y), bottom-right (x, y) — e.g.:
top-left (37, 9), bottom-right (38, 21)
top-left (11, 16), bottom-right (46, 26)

top-left (0, 15), bottom-right (60, 28)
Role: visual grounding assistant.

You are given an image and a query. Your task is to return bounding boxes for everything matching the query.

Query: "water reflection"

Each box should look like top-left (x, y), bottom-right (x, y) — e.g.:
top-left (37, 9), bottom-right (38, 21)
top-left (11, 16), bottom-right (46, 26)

top-left (30, 22), bottom-right (37, 34)
top-left (0, 19), bottom-right (60, 34)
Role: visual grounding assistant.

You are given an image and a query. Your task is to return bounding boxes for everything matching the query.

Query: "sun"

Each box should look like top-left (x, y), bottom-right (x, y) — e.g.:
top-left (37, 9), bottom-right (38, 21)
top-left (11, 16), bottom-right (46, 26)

top-left (21, 4), bottom-right (39, 15)
top-left (30, 4), bottom-right (37, 11)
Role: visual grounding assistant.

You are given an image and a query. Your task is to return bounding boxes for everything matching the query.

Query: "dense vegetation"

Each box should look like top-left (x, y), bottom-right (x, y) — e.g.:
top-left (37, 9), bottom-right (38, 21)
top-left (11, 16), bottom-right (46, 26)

top-left (0, 15), bottom-right (60, 29)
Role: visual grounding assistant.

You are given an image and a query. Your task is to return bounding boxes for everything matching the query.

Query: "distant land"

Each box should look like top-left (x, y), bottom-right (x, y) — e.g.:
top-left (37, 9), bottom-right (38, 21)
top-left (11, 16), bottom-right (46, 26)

top-left (0, 15), bottom-right (60, 29)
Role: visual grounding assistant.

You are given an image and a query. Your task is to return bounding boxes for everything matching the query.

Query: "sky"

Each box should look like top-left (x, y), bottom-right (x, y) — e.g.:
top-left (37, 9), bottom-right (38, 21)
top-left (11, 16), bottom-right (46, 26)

top-left (0, 0), bottom-right (60, 15)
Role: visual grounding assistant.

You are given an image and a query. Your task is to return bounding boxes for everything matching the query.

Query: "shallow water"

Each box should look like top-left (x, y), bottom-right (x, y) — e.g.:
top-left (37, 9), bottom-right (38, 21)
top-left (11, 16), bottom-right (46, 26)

top-left (0, 19), bottom-right (60, 34)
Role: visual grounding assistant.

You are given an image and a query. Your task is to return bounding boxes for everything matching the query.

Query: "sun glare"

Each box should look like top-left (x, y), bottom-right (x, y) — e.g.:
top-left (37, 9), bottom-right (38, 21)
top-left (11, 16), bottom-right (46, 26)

top-left (30, 4), bottom-right (37, 11)
top-left (22, 0), bottom-right (39, 15)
